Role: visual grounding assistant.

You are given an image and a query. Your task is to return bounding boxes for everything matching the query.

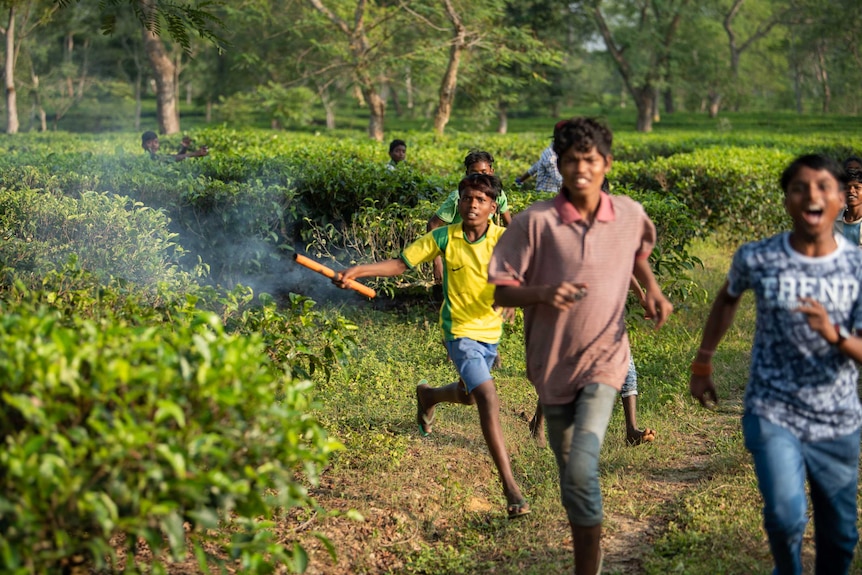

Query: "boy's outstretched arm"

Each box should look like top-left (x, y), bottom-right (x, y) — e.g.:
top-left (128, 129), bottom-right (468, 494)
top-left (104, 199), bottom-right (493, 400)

top-left (690, 281), bottom-right (742, 407)
top-left (335, 259), bottom-right (407, 287)
top-left (632, 258), bottom-right (673, 328)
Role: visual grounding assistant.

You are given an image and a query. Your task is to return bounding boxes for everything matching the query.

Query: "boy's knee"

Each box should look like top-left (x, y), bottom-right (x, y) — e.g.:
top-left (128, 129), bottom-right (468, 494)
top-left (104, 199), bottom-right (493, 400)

top-left (763, 501), bottom-right (807, 538)
top-left (472, 380), bottom-right (498, 407)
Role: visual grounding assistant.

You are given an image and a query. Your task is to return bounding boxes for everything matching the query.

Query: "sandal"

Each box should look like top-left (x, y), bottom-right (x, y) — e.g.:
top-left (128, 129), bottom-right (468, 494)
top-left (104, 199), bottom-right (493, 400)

top-left (415, 381), bottom-right (435, 437)
top-left (507, 499), bottom-right (531, 520)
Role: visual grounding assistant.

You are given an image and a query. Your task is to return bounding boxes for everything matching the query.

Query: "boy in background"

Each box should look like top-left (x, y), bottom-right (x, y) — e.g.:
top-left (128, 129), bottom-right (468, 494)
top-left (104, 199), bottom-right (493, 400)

top-left (386, 139), bottom-right (407, 170)
top-left (691, 154), bottom-right (862, 575)
top-left (833, 167), bottom-right (862, 247)
top-left (335, 173), bottom-right (529, 520)
top-left (843, 156), bottom-right (862, 172)
top-left (515, 141), bottom-right (562, 192)
top-left (427, 150), bottom-right (512, 296)
top-left (490, 117), bottom-right (672, 574)
top-left (141, 131), bottom-right (208, 161)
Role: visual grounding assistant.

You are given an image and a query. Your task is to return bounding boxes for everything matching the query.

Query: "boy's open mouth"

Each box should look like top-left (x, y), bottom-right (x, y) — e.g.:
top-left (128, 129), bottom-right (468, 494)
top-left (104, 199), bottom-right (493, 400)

top-left (802, 205), bottom-right (823, 225)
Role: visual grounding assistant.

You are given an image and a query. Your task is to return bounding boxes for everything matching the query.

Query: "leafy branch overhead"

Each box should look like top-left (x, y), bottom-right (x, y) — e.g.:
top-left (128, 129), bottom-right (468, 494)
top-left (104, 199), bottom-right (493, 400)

top-left (55, 0), bottom-right (226, 53)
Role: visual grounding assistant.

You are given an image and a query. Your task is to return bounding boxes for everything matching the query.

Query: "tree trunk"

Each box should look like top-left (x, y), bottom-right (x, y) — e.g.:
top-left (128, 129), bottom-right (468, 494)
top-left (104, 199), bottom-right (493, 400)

top-left (634, 87), bottom-right (654, 133)
top-left (405, 66), bottom-right (413, 114)
top-left (389, 85), bottom-right (403, 117)
top-left (325, 103), bottom-right (335, 129)
top-left (363, 85), bottom-right (385, 141)
top-left (142, 27), bottom-right (179, 134)
top-left (663, 88), bottom-right (674, 114)
top-left (28, 62), bottom-right (46, 132)
top-left (320, 90), bottom-right (336, 129)
top-left (433, 0), bottom-right (466, 137)
top-left (707, 91), bottom-right (721, 118)
top-left (432, 47), bottom-right (460, 135)
top-left (134, 73), bottom-right (142, 129)
top-left (815, 43), bottom-right (831, 114)
top-left (5, 6), bottom-right (17, 134)
top-left (206, 99), bottom-right (212, 123)
top-left (496, 102), bottom-right (507, 134)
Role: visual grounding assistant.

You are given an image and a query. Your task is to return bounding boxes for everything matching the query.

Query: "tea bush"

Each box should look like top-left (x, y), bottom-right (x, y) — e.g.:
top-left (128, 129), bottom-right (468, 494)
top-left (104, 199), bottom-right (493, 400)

top-left (613, 146), bottom-right (793, 241)
top-left (0, 187), bottom-right (194, 292)
top-left (0, 282), bottom-right (341, 574)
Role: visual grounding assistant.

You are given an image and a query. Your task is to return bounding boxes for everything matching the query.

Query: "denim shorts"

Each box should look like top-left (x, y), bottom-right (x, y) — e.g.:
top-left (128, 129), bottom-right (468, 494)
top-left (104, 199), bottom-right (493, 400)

top-left (444, 338), bottom-right (498, 393)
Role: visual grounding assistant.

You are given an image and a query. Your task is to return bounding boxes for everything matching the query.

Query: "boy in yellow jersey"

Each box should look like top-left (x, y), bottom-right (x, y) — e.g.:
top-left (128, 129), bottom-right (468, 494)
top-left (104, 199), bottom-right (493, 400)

top-left (334, 173), bottom-right (529, 519)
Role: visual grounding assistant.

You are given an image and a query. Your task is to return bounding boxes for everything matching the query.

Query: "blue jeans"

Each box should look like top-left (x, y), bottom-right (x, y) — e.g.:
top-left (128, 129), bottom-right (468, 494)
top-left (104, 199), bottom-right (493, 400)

top-left (742, 412), bottom-right (860, 575)
top-left (544, 383), bottom-right (618, 527)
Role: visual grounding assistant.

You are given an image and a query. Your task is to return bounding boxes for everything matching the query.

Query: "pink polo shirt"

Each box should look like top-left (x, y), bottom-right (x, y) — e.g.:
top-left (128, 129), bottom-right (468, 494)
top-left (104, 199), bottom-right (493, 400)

top-left (488, 191), bottom-right (655, 405)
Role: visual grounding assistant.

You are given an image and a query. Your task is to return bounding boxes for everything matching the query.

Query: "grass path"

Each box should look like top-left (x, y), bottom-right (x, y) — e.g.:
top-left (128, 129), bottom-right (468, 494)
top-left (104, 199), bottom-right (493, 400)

top-left (279, 238), bottom-right (860, 574)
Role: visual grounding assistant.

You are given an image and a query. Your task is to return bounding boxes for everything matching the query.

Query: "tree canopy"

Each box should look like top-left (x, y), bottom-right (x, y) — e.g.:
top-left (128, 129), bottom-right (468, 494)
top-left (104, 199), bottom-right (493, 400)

top-left (0, 0), bottom-right (855, 134)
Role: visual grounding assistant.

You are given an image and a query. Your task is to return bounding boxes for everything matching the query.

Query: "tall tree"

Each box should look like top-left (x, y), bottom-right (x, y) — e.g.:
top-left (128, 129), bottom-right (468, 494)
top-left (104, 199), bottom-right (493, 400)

top-left (58, 0), bottom-right (225, 134)
top-left (306, 0), bottom-right (393, 141)
top-left (0, 0), bottom-right (56, 133)
top-left (432, 0), bottom-right (465, 136)
top-left (140, 0), bottom-right (178, 132)
top-left (576, 0), bottom-right (692, 132)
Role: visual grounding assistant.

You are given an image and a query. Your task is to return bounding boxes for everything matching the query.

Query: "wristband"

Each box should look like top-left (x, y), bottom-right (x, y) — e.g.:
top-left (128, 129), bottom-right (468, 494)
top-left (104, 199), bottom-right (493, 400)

top-left (690, 362), bottom-right (713, 377)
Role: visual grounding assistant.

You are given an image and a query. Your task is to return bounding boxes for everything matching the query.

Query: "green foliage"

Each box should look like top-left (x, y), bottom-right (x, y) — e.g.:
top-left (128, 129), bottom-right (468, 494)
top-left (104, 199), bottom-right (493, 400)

top-left (0, 187), bottom-right (194, 292)
top-left (217, 286), bottom-right (359, 381)
top-left (0, 280), bottom-right (339, 574)
top-left (303, 199), bottom-right (438, 296)
top-left (613, 146), bottom-right (793, 241)
top-left (218, 84), bottom-right (318, 129)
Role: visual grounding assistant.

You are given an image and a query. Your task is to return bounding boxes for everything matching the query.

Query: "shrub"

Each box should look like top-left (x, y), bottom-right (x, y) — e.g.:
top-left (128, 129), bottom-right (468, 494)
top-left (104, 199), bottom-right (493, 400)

top-left (0, 187), bottom-right (193, 291)
top-left (0, 284), bottom-right (340, 574)
top-left (613, 147), bottom-right (793, 240)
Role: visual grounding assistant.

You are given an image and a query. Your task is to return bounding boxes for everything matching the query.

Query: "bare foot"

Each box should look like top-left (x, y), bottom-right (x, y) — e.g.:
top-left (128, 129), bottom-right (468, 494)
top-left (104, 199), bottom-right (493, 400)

top-left (529, 413), bottom-right (546, 448)
top-left (626, 427), bottom-right (656, 446)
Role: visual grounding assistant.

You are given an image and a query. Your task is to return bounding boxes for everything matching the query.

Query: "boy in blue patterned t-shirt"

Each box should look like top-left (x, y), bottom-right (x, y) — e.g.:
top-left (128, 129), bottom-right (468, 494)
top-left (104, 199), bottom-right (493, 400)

top-left (690, 154), bottom-right (862, 575)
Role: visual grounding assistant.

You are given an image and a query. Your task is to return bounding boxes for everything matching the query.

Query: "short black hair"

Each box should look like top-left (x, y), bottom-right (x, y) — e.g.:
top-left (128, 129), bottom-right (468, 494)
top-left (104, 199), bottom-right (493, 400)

top-left (458, 173), bottom-right (501, 201)
top-left (779, 154), bottom-right (845, 194)
top-left (843, 156), bottom-right (862, 170)
top-left (464, 150), bottom-right (494, 171)
top-left (141, 130), bottom-right (158, 147)
top-left (389, 139), bottom-right (406, 152)
top-left (846, 167), bottom-right (862, 184)
top-left (552, 117), bottom-right (613, 160)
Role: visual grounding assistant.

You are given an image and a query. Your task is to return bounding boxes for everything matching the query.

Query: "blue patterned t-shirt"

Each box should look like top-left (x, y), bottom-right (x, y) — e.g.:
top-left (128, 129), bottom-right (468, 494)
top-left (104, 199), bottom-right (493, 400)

top-left (728, 233), bottom-right (862, 441)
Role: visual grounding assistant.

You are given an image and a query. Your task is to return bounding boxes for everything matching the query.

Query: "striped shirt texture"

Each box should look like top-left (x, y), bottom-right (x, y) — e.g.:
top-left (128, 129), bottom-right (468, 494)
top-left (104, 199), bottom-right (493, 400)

top-left (488, 191), bottom-right (655, 405)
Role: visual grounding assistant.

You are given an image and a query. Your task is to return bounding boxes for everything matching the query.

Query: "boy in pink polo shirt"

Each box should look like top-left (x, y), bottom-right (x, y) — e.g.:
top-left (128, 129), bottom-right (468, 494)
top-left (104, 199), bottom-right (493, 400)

top-left (489, 117), bottom-right (672, 575)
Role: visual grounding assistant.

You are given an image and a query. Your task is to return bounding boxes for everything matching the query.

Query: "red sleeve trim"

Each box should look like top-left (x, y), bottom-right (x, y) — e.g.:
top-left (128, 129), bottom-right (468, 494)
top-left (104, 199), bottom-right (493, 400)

top-left (489, 279), bottom-right (522, 287)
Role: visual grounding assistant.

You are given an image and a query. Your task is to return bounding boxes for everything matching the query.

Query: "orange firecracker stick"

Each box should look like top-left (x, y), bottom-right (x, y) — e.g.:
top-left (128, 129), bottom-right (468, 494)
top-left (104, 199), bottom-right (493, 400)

top-left (293, 253), bottom-right (376, 299)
